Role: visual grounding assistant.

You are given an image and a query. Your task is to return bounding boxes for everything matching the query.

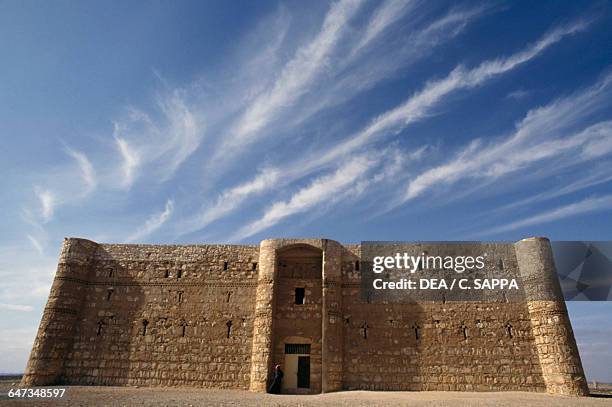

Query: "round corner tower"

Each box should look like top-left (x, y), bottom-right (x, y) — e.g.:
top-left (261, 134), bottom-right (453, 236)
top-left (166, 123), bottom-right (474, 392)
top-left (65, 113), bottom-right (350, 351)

top-left (514, 237), bottom-right (589, 396)
top-left (21, 237), bottom-right (98, 386)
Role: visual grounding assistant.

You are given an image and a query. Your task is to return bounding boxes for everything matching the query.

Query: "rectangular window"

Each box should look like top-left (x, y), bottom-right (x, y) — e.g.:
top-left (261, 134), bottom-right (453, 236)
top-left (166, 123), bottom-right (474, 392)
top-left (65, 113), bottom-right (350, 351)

top-left (285, 343), bottom-right (310, 354)
top-left (295, 287), bottom-right (305, 305)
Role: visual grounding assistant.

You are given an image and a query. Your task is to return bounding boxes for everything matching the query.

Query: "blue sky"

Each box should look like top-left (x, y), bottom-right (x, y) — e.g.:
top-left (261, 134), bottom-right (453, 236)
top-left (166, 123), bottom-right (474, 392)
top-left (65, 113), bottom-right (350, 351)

top-left (1, 0), bottom-right (611, 381)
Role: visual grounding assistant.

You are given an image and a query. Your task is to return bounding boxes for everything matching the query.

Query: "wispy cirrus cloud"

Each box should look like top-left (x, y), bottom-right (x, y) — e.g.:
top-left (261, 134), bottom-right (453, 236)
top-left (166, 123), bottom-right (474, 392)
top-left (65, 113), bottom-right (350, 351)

top-left (25, 234), bottom-right (44, 255)
top-left (177, 168), bottom-right (280, 236)
top-left (127, 199), bottom-right (175, 242)
top-left (155, 94), bottom-right (204, 178)
top-left (230, 155), bottom-right (377, 241)
top-left (287, 4), bottom-right (491, 129)
top-left (223, 0), bottom-right (365, 151)
top-left (112, 90), bottom-right (204, 189)
top-left (480, 194), bottom-right (612, 235)
top-left (351, 0), bottom-right (416, 55)
top-left (179, 18), bottom-right (587, 238)
top-left (229, 145), bottom-right (423, 241)
top-left (300, 19), bottom-right (590, 177)
top-left (400, 72), bottom-right (612, 204)
top-left (114, 134), bottom-right (140, 189)
top-left (65, 147), bottom-right (96, 196)
top-left (34, 187), bottom-right (55, 223)
top-left (179, 4), bottom-right (487, 237)
top-left (22, 147), bottom-right (95, 247)
top-left (494, 163), bottom-right (612, 213)
top-left (506, 88), bottom-right (531, 100)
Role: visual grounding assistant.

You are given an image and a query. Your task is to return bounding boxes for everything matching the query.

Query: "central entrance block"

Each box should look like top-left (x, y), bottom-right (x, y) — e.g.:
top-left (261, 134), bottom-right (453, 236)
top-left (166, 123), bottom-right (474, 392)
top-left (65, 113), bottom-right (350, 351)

top-left (249, 239), bottom-right (346, 394)
top-left (274, 245), bottom-right (322, 394)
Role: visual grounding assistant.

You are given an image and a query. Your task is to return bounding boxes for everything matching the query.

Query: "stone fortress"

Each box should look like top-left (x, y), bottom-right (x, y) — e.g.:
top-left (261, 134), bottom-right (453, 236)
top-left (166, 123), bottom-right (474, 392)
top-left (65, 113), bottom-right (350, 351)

top-left (22, 237), bottom-right (588, 396)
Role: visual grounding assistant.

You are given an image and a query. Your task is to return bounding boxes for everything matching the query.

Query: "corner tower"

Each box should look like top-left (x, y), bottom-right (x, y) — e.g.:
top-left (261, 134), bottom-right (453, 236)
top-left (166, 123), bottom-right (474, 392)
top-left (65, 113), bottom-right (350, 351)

top-left (515, 237), bottom-right (589, 396)
top-left (21, 238), bottom-right (98, 386)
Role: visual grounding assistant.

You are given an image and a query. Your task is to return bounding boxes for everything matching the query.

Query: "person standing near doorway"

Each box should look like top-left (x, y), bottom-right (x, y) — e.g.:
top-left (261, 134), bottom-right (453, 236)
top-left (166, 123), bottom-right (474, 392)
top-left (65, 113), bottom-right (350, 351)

top-left (268, 364), bottom-right (283, 394)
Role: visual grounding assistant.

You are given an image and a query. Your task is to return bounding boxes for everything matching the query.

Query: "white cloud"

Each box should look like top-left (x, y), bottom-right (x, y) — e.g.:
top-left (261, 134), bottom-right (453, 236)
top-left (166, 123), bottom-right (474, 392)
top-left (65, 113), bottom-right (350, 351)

top-left (155, 92), bottom-right (204, 178)
top-left (26, 234), bottom-right (44, 255)
top-left (348, 147), bottom-right (418, 205)
top-left (231, 155), bottom-right (378, 241)
top-left (219, 1), bottom-right (484, 157)
top-left (21, 149), bottom-right (95, 235)
top-left (114, 134), bottom-right (141, 189)
top-left (419, 5), bottom-right (486, 38)
top-left (285, 20), bottom-right (590, 188)
top-left (287, 4), bottom-right (489, 130)
top-left (127, 199), bottom-right (175, 242)
top-left (400, 72), bottom-right (612, 203)
top-left (180, 18), bottom-right (582, 236)
top-left (112, 90), bottom-right (204, 189)
top-left (495, 164), bottom-right (612, 212)
top-left (506, 89), bottom-right (530, 100)
top-left (181, 144), bottom-right (425, 239)
top-left (481, 194), bottom-right (612, 235)
top-left (459, 19), bottom-right (590, 88)
top-left (177, 168), bottom-right (280, 235)
top-left (225, 0), bottom-right (364, 149)
top-left (352, 0), bottom-right (415, 54)
top-left (65, 147), bottom-right (97, 195)
top-left (34, 187), bottom-right (55, 223)
top-left (581, 123), bottom-right (612, 158)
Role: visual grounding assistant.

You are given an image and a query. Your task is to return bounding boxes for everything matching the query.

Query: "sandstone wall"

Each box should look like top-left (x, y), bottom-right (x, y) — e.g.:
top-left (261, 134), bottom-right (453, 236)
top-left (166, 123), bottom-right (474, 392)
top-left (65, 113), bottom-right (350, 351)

top-left (24, 239), bottom-right (259, 388)
top-left (22, 238), bottom-right (98, 386)
top-left (23, 237), bottom-right (587, 396)
top-left (339, 241), bottom-right (586, 394)
top-left (272, 245), bottom-right (323, 393)
top-left (515, 238), bottom-right (589, 396)
top-left (249, 239), bottom-right (334, 393)
top-left (340, 243), bottom-right (542, 391)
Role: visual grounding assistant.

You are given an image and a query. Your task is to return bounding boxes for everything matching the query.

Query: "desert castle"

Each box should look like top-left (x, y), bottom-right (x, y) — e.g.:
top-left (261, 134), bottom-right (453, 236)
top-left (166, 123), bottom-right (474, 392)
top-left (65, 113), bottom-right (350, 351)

top-left (22, 237), bottom-right (588, 395)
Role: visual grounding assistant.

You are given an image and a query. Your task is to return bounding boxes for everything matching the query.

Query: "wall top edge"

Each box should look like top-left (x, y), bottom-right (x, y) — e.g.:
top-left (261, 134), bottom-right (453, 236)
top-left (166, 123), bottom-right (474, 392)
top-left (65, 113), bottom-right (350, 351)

top-left (63, 237), bottom-right (549, 248)
top-left (516, 237), bottom-right (550, 243)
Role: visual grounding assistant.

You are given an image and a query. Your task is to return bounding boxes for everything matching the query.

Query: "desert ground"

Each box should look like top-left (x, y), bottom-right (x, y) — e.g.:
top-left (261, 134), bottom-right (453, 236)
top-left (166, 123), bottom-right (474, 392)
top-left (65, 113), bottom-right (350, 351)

top-left (1, 377), bottom-right (611, 406)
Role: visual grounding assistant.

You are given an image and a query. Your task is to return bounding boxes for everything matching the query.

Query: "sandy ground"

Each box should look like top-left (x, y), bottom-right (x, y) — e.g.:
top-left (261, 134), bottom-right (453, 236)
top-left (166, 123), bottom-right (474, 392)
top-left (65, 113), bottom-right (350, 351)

top-left (1, 380), bottom-right (611, 407)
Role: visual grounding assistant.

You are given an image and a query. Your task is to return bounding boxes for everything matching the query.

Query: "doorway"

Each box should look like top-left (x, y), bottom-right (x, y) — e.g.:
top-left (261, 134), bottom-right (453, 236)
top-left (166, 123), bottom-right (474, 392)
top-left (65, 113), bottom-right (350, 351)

top-left (297, 356), bottom-right (310, 388)
top-left (283, 343), bottom-right (311, 393)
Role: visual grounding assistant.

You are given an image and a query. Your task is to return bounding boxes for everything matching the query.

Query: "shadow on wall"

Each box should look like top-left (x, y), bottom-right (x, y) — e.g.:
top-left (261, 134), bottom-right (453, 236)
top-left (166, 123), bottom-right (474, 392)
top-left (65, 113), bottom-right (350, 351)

top-left (340, 243), bottom-right (548, 392)
top-left (61, 244), bottom-right (146, 385)
top-left (25, 240), bottom-right (261, 388)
